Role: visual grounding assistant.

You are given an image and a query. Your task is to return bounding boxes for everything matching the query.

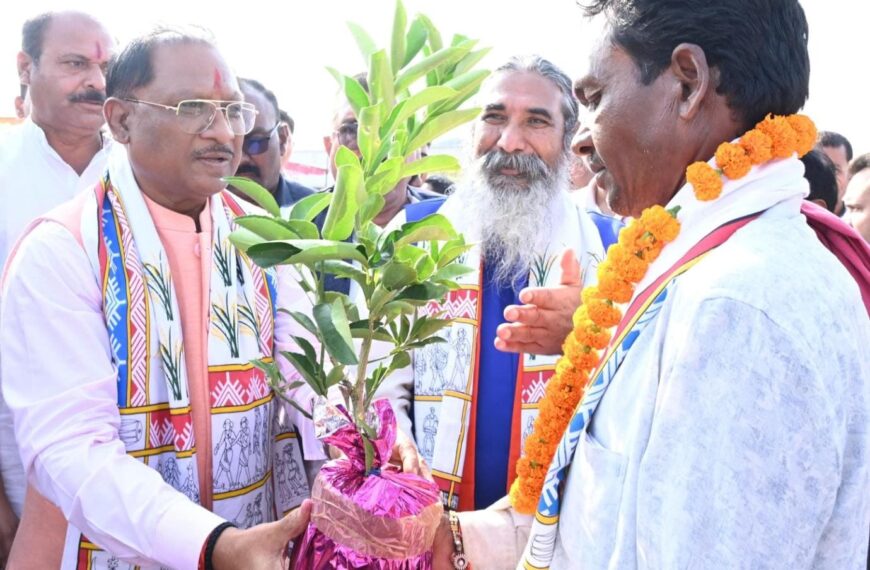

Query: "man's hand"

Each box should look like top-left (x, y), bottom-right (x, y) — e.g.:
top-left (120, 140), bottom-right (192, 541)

top-left (390, 429), bottom-right (431, 479)
top-left (0, 499), bottom-right (18, 570)
top-left (432, 514), bottom-right (455, 570)
top-left (211, 499), bottom-right (311, 570)
top-left (495, 249), bottom-right (583, 355)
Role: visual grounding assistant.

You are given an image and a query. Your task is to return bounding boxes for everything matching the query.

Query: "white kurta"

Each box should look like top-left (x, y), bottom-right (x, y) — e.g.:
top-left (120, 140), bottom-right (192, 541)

top-left (0, 120), bottom-right (111, 517)
top-left (0, 214), bottom-right (319, 569)
top-left (459, 168), bottom-right (870, 569)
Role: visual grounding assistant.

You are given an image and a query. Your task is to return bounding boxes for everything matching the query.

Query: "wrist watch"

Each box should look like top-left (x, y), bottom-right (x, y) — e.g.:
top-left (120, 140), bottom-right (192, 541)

top-left (448, 510), bottom-right (470, 570)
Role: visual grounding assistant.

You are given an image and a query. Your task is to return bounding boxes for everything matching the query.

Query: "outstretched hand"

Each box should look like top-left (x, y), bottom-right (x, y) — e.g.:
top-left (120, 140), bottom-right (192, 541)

top-left (495, 249), bottom-right (583, 355)
top-left (212, 500), bottom-right (312, 570)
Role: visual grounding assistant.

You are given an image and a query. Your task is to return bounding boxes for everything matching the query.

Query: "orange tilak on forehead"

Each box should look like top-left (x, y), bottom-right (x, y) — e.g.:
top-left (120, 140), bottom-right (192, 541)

top-left (94, 41), bottom-right (103, 60)
top-left (213, 68), bottom-right (223, 91)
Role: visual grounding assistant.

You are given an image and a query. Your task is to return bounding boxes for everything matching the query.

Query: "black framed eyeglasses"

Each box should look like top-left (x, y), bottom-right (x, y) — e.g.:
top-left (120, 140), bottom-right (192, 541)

top-left (123, 98), bottom-right (258, 136)
top-left (242, 122), bottom-right (281, 156)
top-left (335, 121), bottom-right (359, 150)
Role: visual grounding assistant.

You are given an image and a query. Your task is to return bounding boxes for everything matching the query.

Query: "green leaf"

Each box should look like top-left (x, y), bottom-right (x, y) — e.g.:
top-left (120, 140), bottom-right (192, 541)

top-left (224, 176), bottom-right (280, 217)
top-left (390, 0), bottom-right (407, 76)
top-left (418, 14), bottom-right (442, 52)
top-left (289, 192), bottom-right (331, 222)
top-left (400, 154), bottom-right (461, 179)
top-left (403, 16), bottom-right (429, 67)
top-left (358, 104), bottom-right (383, 169)
top-left (410, 316), bottom-right (452, 341)
top-left (343, 75), bottom-right (371, 119)
top-left (335, 145), bottom-right (361, 170)
top-left (368, 50), bottom-right (395, 112)
top-left (313, 300), bottom-right (358, 365)
top-left (404, 337), bottom-right (448, 350)
top-left (381, 260), bottom-right (418, 290)
top-left (246, 239), bottom-right (367, 268)
top-left (229, 228), bottom-right (267, 253)
top-left (347, 22), bottom-right (378, 65)
top-left (370, 285), bottom-right (399, 316)
top-left (349, 320), bottom-right (393, 342)
top-left (394, 214), bottom-right (457, 248)
top-left (322, 163), bottom-right (363, 241)
top-left (388, 351), bottom-right (411, 373)
top-left (320, 260), bottom-right (368, 287)
top-left (396, 282), bottom-right (450, 302)
top-left (358, 193), bottom-right (386, 227)
top-left (382, 86), bottom-right (456, 135)
top-left (325, 66), bottom-right (344, 88)
top-left (278, 308), bottom-right (318, 336)
top-left (430, 69), bottom-right (490, 116)
top-left (437, 239), bottom-right (474, 268)
top-left (413, 252), bottom-right (436, 281)
top-left (325, 365), bottom-right (346, 389)
top-left (280, 350), bottom-right (323, 394)
top-left (432, 263), bottom-right (475, 282)
top-left (365, 157), bottom-right (404, 196)
top-left (282, 220), bottom-right (319, 240)
top-left (235, 216), bottom-right (300, 241)
top-left (382, 300), bottom-right (417, 318)
top-left (394, 46), bottom-right (470, 93)
top-left (292, 335), bottom-right (319, 366)
top-left (406, 108), bottom-right (481, 155)
top-left (453, 48), bottom-right (492, 77)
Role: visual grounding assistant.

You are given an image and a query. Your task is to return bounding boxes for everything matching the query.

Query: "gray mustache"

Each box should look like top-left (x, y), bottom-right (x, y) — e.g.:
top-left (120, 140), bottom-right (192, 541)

top-left (482, 149), bottom-right (550, 181)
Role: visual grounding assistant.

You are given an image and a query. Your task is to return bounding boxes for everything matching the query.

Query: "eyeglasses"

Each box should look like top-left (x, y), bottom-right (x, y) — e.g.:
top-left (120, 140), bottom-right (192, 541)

top-left (335, 121), bottom-right (359, 150)
top-left (123, 98), bottom-right (258, 136)
top-left (242, 122), bottom-right (281, 156)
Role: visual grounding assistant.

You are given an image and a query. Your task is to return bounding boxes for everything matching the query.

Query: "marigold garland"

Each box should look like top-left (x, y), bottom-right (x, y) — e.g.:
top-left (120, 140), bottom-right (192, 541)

top-left (509, 113), bottom-right (817, 514)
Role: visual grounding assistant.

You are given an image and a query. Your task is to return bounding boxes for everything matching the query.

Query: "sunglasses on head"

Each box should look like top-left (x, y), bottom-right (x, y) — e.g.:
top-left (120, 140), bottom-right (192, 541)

top-left (242, 122), bottom-right (281, 155)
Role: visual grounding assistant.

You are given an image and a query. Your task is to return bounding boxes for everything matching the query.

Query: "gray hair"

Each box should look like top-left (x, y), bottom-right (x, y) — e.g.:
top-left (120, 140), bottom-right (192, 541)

top-left (492, 55), bottom-right (579, 152)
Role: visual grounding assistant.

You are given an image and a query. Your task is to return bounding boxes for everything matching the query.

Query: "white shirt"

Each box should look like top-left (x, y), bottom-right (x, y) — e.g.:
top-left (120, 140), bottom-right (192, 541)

top-left (459, 198), bottom-right (870, 569)
top-left (0, 119), bottom-right (111, 517)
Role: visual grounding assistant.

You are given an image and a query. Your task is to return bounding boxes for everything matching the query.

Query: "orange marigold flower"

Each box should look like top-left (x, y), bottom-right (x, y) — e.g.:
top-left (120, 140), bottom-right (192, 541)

top-left (581, 285), bottom-right (604, 306)
top-left (686, 161), bottom-right (723, 201)
top-left (786, 114), bottom-right (817, 157)
top-left (586, 297), bottom-right (622, 328)
top-left (608, 247), bottom-right (648, 282)
top-left (574, 322), bottom-right (609, 350)
top-left (739, 129), bottom-right (773, 164)
top-left (597, 270), bottom-right (634, 303)
top-left (617, 223), bottom-right (644, 249)
top-left (714, 142), bottom-right (752, 180)
top-left (756, 114), bottom-right (798, 159)
top-left (637, 205), bottom-right (681, 244)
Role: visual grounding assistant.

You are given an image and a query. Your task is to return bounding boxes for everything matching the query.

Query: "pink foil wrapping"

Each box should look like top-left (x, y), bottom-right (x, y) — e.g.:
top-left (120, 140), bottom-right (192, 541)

top-left (291, 399), bottom-right (443, 569)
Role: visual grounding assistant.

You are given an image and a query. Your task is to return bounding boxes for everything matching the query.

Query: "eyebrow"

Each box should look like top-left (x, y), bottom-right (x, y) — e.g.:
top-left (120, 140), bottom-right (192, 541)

top-left (527, 107), bottom-right (553, 120)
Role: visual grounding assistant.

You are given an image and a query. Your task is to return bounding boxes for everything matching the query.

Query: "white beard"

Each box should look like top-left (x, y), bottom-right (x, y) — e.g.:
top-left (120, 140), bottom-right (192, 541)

top-left (452, 152), bottom-right (569, 289)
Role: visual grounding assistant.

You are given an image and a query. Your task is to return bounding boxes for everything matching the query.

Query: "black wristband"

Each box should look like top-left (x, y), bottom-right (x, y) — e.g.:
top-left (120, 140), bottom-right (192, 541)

top-left (204, 521), bottom-right (238, 570)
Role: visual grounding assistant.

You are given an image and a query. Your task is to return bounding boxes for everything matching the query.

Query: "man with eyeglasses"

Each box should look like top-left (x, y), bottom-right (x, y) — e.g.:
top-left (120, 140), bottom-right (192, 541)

top-left (0, 11), bottom-right (114, 566)
top-left (0, 28), bottom-right (337, 569)
top-left (232, 78), bottom-right (314, 208)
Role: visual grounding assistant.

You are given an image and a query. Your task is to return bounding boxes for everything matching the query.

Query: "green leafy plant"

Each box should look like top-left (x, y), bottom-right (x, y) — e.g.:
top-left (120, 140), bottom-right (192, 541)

top-left (228, 0), bottom-right (487, 472)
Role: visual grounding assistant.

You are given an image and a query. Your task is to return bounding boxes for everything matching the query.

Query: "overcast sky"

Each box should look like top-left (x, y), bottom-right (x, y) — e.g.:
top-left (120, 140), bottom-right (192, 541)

top-left (1, 0), bottom-right (866, 159)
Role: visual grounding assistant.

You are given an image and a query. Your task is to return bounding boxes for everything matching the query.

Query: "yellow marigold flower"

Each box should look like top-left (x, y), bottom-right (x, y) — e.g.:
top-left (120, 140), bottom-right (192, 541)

top-left (686, 161), bottom-right (723, 201)
top-left (608, 246), bottom-right (648, 282)
top-left (571, 304), bottom-right (591, 329)
top-left (581, 285), bottom-right (603, 306)
top-left (714, 141), bottom-right (752, 180)
top-left (739, 129), bottom-right (773, 164)
top-left (786, 114), bottom-right (817, 157)
top-left (756, 114), bottom-right (798, 159)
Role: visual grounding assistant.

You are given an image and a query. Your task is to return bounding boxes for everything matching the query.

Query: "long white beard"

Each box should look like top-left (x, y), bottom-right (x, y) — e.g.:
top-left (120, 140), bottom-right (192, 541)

top-left (453, 151), bottom-right (569, 289)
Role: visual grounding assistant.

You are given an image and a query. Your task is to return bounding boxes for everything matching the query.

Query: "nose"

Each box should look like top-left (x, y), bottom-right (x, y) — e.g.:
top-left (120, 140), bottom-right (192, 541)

top-left (496, 121), bottom-right (529, 154)
top-left (203, 107), bottom-right (237, 144)
top-left (571, 124), bottom-right (594, 159)
top-left (84, 62), bottom-right (107, 92)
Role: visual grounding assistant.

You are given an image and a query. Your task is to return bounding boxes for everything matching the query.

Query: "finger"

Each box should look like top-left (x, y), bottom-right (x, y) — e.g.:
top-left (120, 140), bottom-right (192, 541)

top-left (493, 337), bottom-right (552, 355)
top-left (518, 285), bottom-right (582, 310)
top-left (420, 457), bottom-right (434, 482)
top-left (558, 248), bottom-right (583, 287)
top-left (399, 437), bottom-right (422, 475)
top-left (496, 323), bottom-right (555, 345)
top-left (502, 304), bottom-right (545, 326)
top-left (280, 499), bottom-right (312, 539)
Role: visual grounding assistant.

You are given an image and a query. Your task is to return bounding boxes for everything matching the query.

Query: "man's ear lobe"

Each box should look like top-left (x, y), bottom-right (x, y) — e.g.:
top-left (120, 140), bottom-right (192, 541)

top-left (670, 43), bottom-right (710, 121)
top-left (278, 123), bottom-right (290, 156)
top-left (17, 52), bottom-right (32, 84)
top-left (104, 98), bottom-right (131, 143)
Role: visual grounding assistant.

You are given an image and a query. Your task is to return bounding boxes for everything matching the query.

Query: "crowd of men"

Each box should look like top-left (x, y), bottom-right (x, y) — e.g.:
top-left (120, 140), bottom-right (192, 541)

top-left (0, 2), bottom-right (868, 569)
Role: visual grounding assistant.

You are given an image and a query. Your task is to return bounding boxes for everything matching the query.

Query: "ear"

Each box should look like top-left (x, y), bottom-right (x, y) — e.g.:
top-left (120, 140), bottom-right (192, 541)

top-left (17, 51), bottom-right (33, 85)
top-left (278, 122), bottom-right (290, 157)
top-left (809, 198), bottom-right (828, 209)
top-left (104, 97), bottom-right (132, 144)
top-left (322, 134), bottom-right (333, 155)
top-left (669, 43), bottom-right (710, 121)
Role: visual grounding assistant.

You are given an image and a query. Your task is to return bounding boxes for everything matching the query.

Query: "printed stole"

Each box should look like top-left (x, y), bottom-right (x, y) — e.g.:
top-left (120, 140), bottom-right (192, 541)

top-left (412, 245), bottom-right (561, 511)
top-left (521, 213), bottom-right (760, 570)
top-left (68, 179), bottom-right (308, 569)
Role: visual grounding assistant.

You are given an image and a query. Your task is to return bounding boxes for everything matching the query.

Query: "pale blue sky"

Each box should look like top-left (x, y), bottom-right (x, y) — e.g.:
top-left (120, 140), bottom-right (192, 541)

top-left (1, 0), bottom-right (866, 158)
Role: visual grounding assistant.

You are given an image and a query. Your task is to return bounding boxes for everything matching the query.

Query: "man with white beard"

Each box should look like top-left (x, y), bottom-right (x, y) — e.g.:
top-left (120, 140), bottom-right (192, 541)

top-left (379, 56), bottom-right (610, 512)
